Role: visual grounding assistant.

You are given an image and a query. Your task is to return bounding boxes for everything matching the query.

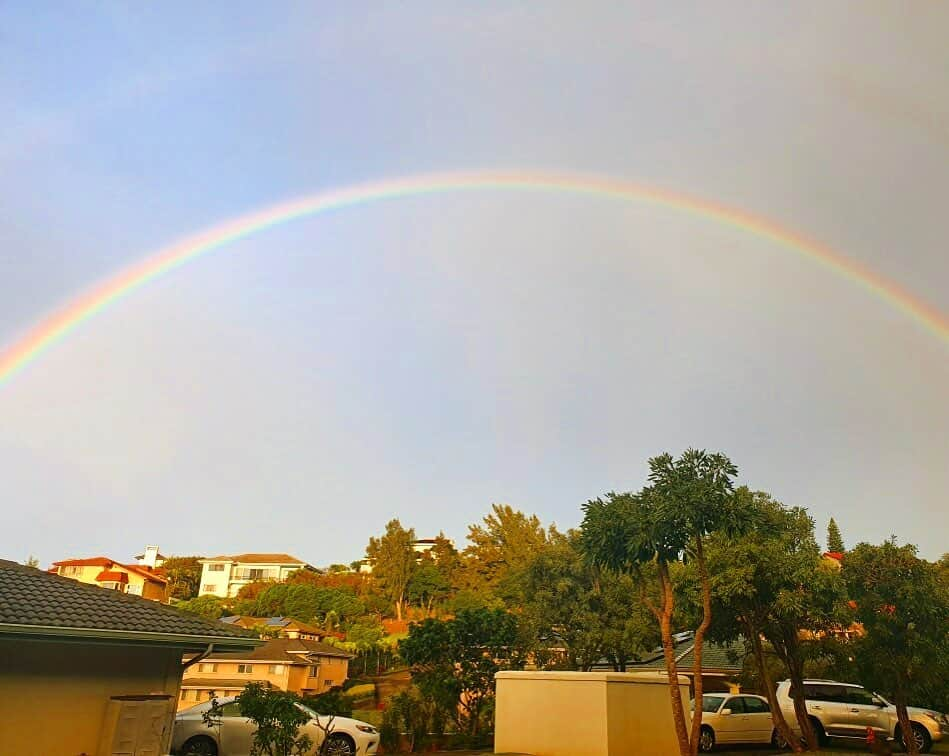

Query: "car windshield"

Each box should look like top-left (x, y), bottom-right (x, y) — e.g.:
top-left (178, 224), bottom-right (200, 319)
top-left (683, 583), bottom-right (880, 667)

top-left (700, 695), bottom-right (726, 713)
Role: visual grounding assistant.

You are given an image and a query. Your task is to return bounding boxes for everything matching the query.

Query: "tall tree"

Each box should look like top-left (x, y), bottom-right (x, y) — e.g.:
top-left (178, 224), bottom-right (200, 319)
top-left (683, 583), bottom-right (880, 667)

top-left (843, 540), bottom-right (949, 755)
top-left (826, 518), bottom-right (845, 554)
top-left (163, 555), bottom-right (204, 600)
top-left (581, 449), bottom-right (745, 756)
top-left (365, 519), bottom-right (416, 621)
top-left (462, 504), bottom-right (550, 603)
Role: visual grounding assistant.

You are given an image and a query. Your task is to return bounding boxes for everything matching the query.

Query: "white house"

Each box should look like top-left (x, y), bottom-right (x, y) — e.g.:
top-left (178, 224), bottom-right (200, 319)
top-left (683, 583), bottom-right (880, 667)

top-left (198, 553), bottom-right (315, 598)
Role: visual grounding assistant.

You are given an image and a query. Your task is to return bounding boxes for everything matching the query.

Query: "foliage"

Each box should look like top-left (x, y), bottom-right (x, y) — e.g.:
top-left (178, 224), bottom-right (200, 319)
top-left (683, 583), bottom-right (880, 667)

top-left (405, 554), bottom-right (451, 615)
top-left (233, 582), bottom-right (364, 626)
top-left (175, 594), bottom-right (226, 620)
top-left (302, 688), bottom-right (353, 718)
top-left (843, 540), bottom-right (949, 754)
top-left (366, 519), bottom-right (417, 621)
top-left (24, 555), bottom-right (39, 568)
top-left (208, 683), bottom-right (313, 756)
top-left (383, 688), bottom-right (446, 752)
top-left (399, 607), bottom-right (527, 736)
top-left (163, 556), bottom-right (204, 600)
top-left (826, 518), bottom-right (845, 554)
top-left (461, 504), bottom-right (551, 603)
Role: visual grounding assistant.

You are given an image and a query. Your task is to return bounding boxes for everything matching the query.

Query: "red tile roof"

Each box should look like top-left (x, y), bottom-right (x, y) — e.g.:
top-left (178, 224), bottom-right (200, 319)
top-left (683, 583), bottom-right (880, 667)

top-left (203, 554), bottom-right (306, 565)
top-left (52, 557), bottom-right (113, 567)
top-left (95, 571), bottom-right (128, 583)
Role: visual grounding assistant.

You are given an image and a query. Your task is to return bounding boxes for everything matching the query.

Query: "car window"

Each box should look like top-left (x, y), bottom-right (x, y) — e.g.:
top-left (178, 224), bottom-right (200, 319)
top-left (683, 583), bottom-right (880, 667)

top-left (803, 684), bottom-right (848, 703)
top-left (844, 687), bottom-right (876, 705)
top-left (700, 695), bottom-right (726, 713)
top-left (219, 702), bottom-right (243, 718)
top-left (725, 697), bottom-right (746, 714)
top-left (741, 696), bottom-right (769, 714)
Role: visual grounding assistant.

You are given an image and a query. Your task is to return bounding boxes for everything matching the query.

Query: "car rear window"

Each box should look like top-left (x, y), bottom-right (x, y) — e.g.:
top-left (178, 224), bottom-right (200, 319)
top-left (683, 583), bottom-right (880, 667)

top-left (701, 695), bottom-right (726, 713)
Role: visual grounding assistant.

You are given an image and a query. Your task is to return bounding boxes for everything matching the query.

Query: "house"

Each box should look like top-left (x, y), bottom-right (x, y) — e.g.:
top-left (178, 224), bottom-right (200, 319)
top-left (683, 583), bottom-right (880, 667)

top-left (179, 637), bottom-right (354, 709)
top-left (134, 545), bottom-right (167, 568)
top-left (0, 558), bottom-right (259, 756)
top-left (50, 555), bottom-right (171, 603)
top-left (593, 632), bottom-right (746, 694)
top-left (220, 615), bottom-right (326, 640)
top-left (198, 553), bottom-right (315, 597)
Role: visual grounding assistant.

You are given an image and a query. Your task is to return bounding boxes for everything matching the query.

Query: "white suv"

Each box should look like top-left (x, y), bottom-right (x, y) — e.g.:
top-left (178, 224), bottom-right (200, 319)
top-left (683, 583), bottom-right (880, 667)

top-left (775, 679), bottom-right (948, 753)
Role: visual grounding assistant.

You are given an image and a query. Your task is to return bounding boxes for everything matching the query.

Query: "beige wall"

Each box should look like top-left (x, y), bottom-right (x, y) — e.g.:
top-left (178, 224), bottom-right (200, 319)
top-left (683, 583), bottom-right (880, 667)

top-left (495, 671), bottom-right (691, 756)
top-left (0, 637), bottom-right (182, 756)
top-left (55, 564), bottom-right (169, 603)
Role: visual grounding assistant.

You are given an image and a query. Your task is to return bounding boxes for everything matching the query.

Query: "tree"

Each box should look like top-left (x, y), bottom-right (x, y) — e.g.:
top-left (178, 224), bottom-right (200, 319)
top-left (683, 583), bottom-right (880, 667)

top-left (843, 540), bottom-right (949, 755)
top-left (826, 518), bottom-right (845, 554)
top-left (580, 449), bottom-right (746, 756)
top-left (462, 504), bottom-right (550, 603)
top-left (163, 556), bottom-right (204, 600)
top-left (175, 595), bottom-right (226, 620)
top-left (23, 555), bottom-right (39, 568)
top-left (700, 490), bottom-right (838, 752)
top-left (406, 555), bottom-right (451, 616)
top-left (399, 608), bottom-right (527, 738)
top-left (365, 519), bottom-right (417, 621)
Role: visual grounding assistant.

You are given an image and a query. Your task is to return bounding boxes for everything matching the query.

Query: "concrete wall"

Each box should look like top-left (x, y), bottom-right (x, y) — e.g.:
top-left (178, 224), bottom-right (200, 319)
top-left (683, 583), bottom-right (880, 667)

top-left (494, 671), bottom-right (691, 756)
top-left (0, 637), bottom-right (182, 756)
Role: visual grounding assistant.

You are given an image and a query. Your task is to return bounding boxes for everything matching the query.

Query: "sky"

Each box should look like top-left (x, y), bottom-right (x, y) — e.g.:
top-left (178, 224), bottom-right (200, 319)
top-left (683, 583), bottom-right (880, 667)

top-left (1, 2), bottom-right (947, 567)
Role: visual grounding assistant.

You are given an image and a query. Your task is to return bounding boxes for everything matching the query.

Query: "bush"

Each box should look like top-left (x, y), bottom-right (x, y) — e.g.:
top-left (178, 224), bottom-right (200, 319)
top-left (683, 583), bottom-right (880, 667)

top-left (303, 688), bottom-right (353, 718)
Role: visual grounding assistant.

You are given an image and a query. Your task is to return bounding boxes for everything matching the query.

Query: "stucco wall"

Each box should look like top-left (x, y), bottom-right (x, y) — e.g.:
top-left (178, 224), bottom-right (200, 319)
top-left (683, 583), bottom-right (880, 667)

top-left (0, 637), bottom-right (182, 756)
top-left (494, 671), bottom-right (691, 756)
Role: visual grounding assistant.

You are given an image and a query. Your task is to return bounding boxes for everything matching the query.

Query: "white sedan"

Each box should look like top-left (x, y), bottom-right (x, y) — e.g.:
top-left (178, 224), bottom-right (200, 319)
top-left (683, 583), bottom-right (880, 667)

top-left (171, 697), bottom-right (379, 756)
top-left (694, 693), bottom-right (781, 752)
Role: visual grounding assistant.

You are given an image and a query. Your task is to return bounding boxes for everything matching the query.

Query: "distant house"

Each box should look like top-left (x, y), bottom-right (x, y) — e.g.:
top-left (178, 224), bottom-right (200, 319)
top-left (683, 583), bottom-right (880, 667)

top-left (179, 637), bottom-right (354, 709)
top-left (134, 545), bottom-right (167, 568)
top-left (49, 555), bottom-right (170, 603)
top-left (220, 615), bottom-right (325, 640)
top-left (198, 553), bottom-right (316, 598)
top-left (0, 558), bottom-right (259, 756)
top-left (593, 632), bottom-right (746, 694)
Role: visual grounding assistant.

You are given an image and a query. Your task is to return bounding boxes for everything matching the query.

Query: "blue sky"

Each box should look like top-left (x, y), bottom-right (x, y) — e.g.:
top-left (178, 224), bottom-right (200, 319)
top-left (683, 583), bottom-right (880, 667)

top-left (1, 2), bottom-right (947, 565)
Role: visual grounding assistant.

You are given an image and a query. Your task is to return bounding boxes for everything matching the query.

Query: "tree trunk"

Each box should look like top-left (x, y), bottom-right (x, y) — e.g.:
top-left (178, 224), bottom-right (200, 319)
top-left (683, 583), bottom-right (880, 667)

top-left (749, 627), bottom-right (801, 752)
top-left (896, 698), bottom-right (920, 755)
top-left (655, 562), bottom-right (692, 756)
top-left (687, 538), bottom-right (712, 756)
top-left (786, 651), bottom-right (818, 752)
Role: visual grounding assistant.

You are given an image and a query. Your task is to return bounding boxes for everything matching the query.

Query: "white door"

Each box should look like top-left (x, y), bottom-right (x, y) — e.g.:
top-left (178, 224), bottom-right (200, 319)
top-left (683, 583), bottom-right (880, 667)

top-left (738, 696), bottom-right (774, 743)
top-left (105, 697), bottom-right (174, 756)
top-left (218, 701), bottom-right (256, 756)
top-left (715, 697), bottom-right (747, 744)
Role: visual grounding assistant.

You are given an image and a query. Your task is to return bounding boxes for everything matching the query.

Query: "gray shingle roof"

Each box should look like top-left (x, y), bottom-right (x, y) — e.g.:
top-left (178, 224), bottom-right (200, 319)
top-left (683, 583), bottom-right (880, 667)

top-left (0, 559), bottom-right (260, 650)
top-left (206, 637), bottom-right (353, 662)
top-left (631, 637), bottom-right (746, 672)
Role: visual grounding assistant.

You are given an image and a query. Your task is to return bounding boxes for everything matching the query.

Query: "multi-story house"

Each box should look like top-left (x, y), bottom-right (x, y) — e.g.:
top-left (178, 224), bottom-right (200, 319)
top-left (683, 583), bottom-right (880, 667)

top-left (49, 555), bottom-right (169, 603)
top-left (220, 616), bottom-right (326, 641)
top-left (178, 637), bottom-right (353, 709)
top-left (198, 554), bottom-right (315, 598)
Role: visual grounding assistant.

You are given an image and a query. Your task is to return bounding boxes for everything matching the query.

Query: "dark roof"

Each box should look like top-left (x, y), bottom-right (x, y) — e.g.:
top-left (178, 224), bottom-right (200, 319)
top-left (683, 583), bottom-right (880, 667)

top-left (0, 559), bottom-right (260, 651)
top-left (202, 554), bottom-right (306, 565)
top-left (206, 637), bottom-right (353, 662)
top-left (630, 637), bottom-right (746, 673)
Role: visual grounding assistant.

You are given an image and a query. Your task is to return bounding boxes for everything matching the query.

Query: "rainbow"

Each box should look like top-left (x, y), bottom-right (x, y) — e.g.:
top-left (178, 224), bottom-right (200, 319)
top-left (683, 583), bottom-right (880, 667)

top-left (2, 170), bottom-right (947, 388)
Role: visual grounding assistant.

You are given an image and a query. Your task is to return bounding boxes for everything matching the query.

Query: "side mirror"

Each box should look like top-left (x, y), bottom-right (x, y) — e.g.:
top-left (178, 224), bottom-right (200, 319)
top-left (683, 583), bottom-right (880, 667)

top-left (720, 709), bottom-right (732, 717)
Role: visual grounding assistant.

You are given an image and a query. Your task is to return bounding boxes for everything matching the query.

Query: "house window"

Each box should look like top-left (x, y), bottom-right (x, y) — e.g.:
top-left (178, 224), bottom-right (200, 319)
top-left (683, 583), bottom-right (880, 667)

top-left (308, 666), bottom-right (319, 678)
top-left (100, 581), bottom-right (123, 591)
top-left (62, 566), bottom-right (81, 576)
top-left (202, 584), bottom-right (216, 593)
top-left (198, 663), bottom-right (218, 673)
top-left (208, 563), bottom-right (225, 572)
top-left (324, 680), bottom-right (333, 688)
top-left (180, 689), bottom-right (188, 700)
top-left (125, 583), bottom-right (142, 596)
top-left (268, 664), bottom-right (284, 675)
top-left (238, 664), bottom-right (253, 674)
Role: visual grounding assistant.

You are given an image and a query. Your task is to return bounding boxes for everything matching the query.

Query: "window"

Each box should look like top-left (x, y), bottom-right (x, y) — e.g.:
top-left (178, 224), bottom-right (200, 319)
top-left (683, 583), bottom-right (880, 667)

top-left (100, 581), bottom-right (123, 591)
top-left (198, 663), bottom-right (218, 673)
top-left (268, 664), bottom-right (284, 675)
top-left (202, 584), bottom-right (216, 594)
top-left (803, 684), bottom-right (849, 704)
top-left (742, 697), bottom-right (769, 714)
top-left (220, 702), bottom-right (243, 717)
top-left (238, 664), bottom-right (253, 674)
top-left (62, 566), bottom-right (81, 576)
top-left (323, 680), bottom-right (333, 688)
top-left (700, 696), bottom-right (726, 713)
top-left (208, 563), bottom-right (225, 572)
top-left (125, 583), bottom-right (142, 596)
top-left (844, 687), bottom-right (877, 705)
top-left (725, 697), bottom-right (746, 714)
top-left (180, 689), bottom-right (188, 700)
top-left (308, 666), bottom-right (319, 678)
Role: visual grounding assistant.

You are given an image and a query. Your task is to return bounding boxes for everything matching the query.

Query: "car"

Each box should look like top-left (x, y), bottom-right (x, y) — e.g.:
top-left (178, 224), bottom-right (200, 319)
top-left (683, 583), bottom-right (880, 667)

top-left (775, 679), bottom-right (949, 754)
top-left (170, 697), bottom-right (380, 756)
top-left (692, 693), bottom-right (782, 752)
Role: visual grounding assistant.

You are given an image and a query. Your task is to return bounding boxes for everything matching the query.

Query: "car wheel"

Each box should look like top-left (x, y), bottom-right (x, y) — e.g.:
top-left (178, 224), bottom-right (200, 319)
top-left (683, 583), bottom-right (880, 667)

top-left (698, 725), bottom-right (716, 753)
top-left (771, 729), bottom-right (790, 749)
top-left (179, 735), bottom-right (218, 756)
top-left (322, 733), bottom-right (357, 756)
top-left (897, 723), bottom-right (933, 754)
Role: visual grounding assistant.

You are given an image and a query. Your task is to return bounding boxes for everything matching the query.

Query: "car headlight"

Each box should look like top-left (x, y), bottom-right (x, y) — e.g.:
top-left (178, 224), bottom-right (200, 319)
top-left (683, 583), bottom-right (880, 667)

top-left (356, 724), bottom-right (377, 734)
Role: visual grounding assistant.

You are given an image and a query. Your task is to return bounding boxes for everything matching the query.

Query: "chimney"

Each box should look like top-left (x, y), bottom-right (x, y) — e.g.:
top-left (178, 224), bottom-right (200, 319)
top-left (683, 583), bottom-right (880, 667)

top-left (142, 546), bottom-right (159, 568)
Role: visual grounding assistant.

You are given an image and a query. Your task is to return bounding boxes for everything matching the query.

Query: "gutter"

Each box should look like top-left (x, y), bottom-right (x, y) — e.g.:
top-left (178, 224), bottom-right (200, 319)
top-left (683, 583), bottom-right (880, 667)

top-left (0, 622), bottom-right (262, 649)
top-left (182, 643), bottom-right (215, 671)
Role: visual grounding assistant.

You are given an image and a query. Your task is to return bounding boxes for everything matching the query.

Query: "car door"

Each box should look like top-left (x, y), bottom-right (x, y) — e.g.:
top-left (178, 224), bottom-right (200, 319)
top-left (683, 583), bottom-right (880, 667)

top-left (738, 696), bottom-right (775, 744)
top-left (806, 684), bottom-right (850, 737)
top-left (218, 701), bottom-right (256, 756)
top-left (715, 696), bottom-right (747, 744)
top-left (839, 686), bottom-right (890, 738)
